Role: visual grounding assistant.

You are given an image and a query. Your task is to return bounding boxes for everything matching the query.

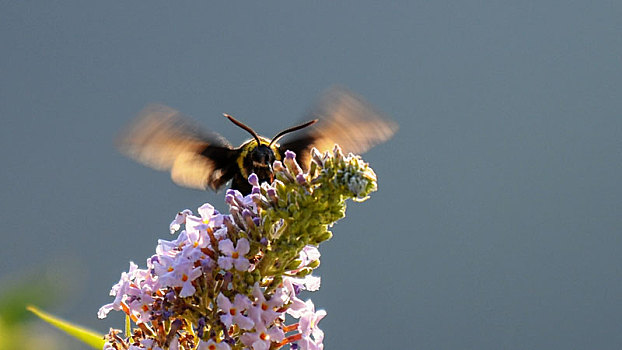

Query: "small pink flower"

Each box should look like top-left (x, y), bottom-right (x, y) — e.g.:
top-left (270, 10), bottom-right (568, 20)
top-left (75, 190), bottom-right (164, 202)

top-left (169, 209), bottom-right (193, 234)
top-left (240, 321), bottom-right (284, 350)
top-left (297, 299), bottom-right (326, 350)
top-left (196, 338), bottom-right (231, 350)
top-left (98, 261), bottom-right (140, 319)
top-left (217, 293), bottom-right (254, 330)
top-left (248, 283), bottom-right (285, 325)
top-left (217, 238), bottom-right (250, 271)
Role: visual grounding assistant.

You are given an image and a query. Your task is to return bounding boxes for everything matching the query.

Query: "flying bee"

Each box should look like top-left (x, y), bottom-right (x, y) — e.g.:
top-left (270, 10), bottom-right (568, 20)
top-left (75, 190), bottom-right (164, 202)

top-left (116, 87), bottom-right (398, 195)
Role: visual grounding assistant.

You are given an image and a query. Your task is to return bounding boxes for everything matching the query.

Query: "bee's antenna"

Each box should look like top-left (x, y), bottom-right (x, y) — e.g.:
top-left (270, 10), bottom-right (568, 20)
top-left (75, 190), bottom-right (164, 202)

top-left (224, 114), bottom-right (262, 145)
top-left (269, 119), bottom-right (318, 147)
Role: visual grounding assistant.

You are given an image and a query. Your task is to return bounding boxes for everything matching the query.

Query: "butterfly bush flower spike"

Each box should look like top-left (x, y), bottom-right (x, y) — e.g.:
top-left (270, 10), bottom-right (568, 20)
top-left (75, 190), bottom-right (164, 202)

top-left (99, 146), bottom-right (378, 350)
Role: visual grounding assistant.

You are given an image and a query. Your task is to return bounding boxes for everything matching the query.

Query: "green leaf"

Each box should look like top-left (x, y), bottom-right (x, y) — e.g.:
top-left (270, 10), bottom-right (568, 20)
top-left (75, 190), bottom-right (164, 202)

top-left (26, 305), bottom-right (105, 349)
top-left (0, 276), bottom-right (59, 326)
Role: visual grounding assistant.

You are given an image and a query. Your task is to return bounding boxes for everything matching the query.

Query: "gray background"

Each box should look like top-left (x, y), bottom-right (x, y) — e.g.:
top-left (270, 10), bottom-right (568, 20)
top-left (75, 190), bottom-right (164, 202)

top-left (2, 1), bottom-right (621, 349)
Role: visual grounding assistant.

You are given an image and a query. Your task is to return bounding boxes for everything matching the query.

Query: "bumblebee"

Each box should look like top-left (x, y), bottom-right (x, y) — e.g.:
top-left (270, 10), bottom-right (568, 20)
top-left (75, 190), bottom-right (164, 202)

top-left (117, 87), bottom-right (397, 195)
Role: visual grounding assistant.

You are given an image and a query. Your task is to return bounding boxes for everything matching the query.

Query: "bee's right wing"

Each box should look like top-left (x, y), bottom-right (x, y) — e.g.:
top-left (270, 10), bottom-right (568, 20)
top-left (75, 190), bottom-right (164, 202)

top-left (116, 104), bottom-right (238, 191)
top-left (279, 87), bottom-right (398, 168)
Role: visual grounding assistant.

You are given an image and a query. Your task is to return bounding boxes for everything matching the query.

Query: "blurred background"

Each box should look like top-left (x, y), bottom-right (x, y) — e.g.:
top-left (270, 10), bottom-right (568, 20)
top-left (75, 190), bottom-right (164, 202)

top-left (1, 2), bottom-right (621, 349)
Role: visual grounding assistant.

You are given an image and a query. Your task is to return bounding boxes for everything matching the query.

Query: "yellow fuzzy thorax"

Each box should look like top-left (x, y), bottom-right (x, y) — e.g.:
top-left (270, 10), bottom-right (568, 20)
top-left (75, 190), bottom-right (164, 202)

top-left (237, 137), bottom-right (282, 179)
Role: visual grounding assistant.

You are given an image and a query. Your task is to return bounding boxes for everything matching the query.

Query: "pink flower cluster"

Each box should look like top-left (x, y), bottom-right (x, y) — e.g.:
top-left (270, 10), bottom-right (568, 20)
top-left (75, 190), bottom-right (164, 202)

top-left (99, 147), bottom-right (379, 350)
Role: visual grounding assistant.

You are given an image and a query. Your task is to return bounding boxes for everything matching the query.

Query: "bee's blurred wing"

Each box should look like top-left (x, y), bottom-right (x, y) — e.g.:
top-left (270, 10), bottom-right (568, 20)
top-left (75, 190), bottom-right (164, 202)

top-left (116, 104), bottom-right (236, 190)
top-left (280, 87), bottom-right (398, 167)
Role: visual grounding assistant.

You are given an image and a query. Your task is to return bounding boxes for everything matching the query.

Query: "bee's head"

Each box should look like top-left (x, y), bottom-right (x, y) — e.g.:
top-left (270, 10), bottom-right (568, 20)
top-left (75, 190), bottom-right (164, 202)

top-left (225, 114), bottom-right (317, 186)
top-left (250, 144), bottom-right (277, 166)
top-left (245, 143), bottom-right (276, 184)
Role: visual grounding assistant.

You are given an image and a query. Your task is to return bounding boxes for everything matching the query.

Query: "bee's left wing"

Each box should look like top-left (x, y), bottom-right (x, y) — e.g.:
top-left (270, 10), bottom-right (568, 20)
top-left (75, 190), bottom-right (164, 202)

top-left (116, 104), bottom-right (238, 191)
top-left (279, 87), bottom-right (398, 168)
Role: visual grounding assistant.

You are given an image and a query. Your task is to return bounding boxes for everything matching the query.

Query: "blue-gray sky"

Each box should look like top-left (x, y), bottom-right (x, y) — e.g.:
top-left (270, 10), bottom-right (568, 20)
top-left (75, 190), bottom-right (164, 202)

top-left (1, 2), bottom-right (621, 349)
